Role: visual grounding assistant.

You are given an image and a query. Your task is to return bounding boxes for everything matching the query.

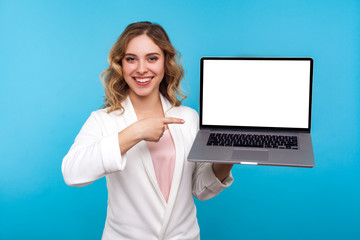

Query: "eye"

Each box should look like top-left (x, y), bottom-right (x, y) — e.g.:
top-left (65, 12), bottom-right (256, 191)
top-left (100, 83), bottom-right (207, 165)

top-left (125, 57), bottom-right (136, 62)
top-left (148, 56), bottom-right (158, 62)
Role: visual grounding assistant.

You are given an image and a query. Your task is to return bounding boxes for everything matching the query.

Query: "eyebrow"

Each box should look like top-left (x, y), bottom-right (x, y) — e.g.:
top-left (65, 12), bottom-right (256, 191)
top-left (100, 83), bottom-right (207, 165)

top-left (124, 52), bottom-right (161, 57)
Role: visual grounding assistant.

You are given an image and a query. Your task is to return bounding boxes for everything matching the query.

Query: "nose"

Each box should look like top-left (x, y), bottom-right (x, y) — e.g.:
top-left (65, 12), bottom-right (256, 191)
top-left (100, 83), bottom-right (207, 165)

top-left (136, 59), bottom-right (148, 74)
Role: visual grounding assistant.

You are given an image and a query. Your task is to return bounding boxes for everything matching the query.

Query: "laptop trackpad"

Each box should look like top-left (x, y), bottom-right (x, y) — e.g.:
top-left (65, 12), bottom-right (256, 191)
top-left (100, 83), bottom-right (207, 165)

top-left (232, 150), bottom-right (269, 162)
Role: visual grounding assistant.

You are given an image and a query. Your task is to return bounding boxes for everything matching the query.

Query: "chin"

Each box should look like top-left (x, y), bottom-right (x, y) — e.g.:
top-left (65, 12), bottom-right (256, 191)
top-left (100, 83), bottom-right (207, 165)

top-left (133, 89), bottom-right (155, 98)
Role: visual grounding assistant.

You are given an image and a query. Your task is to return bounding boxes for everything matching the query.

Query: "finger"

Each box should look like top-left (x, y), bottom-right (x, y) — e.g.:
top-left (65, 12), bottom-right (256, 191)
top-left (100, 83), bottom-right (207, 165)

top-left (163, 117), bottom-right (185, 124)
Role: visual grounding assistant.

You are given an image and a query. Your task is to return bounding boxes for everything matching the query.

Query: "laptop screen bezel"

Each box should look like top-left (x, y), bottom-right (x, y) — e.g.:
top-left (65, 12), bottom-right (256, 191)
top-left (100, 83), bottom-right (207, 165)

top-left (199, 57), bottom-right (314, 133)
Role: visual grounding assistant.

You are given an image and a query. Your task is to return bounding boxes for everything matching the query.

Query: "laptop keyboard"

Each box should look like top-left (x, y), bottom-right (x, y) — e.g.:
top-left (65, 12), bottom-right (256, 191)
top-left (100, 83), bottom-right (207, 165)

top-left (207, 133), bottom-right (298, 150)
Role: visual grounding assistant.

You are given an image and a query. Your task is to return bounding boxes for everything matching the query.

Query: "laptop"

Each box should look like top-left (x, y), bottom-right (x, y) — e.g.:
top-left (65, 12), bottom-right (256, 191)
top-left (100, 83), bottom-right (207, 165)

top-left (187, 57), bottom-right (315, 168)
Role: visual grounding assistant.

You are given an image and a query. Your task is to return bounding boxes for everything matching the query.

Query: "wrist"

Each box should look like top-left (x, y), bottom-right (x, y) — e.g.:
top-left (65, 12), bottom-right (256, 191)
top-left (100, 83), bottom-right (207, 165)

top-left (130, 121), bottom-right (144, 142)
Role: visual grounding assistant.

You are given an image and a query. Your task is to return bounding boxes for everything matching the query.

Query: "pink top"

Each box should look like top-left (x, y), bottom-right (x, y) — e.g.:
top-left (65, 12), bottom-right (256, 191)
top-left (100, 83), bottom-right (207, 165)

top-left (146, 130), bottom-right (175, 203)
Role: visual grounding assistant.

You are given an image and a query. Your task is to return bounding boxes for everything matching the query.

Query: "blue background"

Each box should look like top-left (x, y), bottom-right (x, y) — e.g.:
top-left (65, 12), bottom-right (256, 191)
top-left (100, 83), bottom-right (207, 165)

top-left (1, 0), bottom-right (359, 239)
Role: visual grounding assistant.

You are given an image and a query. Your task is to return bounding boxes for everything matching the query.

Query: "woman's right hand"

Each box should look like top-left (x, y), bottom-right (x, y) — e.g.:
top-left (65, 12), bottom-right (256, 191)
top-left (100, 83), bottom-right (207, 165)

top-left (135, 117), bottom-right (185, 142)
top-left (117, 117), bottom-right (184, 155)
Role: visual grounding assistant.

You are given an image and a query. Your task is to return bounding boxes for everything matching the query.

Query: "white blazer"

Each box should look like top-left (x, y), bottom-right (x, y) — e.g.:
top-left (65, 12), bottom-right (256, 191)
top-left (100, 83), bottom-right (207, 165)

top-left (62, 94), bottom-right (233, 240)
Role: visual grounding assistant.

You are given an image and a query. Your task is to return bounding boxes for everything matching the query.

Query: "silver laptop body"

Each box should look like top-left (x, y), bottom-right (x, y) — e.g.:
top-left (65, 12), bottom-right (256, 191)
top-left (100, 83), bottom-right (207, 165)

top-left (187, 57), bottom-right (315, 168)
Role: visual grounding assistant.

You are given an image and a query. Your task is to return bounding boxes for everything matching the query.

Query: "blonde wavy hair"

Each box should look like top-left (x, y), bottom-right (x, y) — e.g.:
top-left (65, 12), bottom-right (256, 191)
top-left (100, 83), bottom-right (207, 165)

top-left (101, 21), bottom-right (186, 113)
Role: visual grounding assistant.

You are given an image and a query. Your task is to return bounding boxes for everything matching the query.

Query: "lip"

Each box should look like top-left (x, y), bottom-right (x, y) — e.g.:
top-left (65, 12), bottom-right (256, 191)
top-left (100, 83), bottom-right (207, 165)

top-left (132, 76), bottom-right (153, 86)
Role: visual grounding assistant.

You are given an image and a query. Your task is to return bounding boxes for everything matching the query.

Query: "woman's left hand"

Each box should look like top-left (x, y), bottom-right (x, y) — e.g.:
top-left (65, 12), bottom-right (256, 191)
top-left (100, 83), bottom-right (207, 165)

top-left (212, 163), bottom-right (234, 182)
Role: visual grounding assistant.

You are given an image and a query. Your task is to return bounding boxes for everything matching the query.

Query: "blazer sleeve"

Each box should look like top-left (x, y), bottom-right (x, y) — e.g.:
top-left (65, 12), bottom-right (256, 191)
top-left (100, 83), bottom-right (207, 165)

top-left (189, 109), bottom-right (234, 200)
top-left (62, 111), bottom-right (127, 187)
top-left (192, 163), bottom-right (233, 201)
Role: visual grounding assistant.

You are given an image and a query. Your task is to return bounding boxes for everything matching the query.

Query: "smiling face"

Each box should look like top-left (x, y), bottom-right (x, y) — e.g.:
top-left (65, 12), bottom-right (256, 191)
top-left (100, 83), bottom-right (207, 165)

top-left (122, 34), bottom-right (165, 100)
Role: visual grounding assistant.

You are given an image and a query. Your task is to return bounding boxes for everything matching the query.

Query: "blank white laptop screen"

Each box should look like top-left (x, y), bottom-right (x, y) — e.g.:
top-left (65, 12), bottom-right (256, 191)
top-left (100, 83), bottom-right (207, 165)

top-left (202, 59), bottom-right (311, 129)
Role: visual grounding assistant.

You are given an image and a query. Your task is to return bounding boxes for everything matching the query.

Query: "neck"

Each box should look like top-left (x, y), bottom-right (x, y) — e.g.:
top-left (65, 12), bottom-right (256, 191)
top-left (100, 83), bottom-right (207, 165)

top-left (129, 91), bottom-right (164, 119)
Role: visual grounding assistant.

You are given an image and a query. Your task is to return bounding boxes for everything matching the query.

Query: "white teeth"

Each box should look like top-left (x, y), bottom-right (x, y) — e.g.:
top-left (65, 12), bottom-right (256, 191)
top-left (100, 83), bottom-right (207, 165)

top-left (135, 77), bottom-right (152, 83)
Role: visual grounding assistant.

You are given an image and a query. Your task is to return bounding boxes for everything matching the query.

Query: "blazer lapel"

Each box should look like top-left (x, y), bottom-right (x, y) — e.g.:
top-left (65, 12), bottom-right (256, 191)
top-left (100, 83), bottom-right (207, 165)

top-left (158, 95), bottom-right (185, 238)
top-left (122, 94), bottom-right (186, 229)
top-left (122, 96), bottom-right (165, 205)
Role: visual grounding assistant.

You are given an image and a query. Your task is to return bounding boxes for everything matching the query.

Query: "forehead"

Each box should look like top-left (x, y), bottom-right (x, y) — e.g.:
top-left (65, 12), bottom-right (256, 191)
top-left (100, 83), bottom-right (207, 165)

top-left (125, 34), bottom-right (163, 55)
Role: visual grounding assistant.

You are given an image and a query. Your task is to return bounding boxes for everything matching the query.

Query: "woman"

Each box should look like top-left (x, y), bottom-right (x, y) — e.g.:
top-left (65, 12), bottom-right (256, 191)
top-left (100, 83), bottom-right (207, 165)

top-left (62, 21), bottom-right (234, 240)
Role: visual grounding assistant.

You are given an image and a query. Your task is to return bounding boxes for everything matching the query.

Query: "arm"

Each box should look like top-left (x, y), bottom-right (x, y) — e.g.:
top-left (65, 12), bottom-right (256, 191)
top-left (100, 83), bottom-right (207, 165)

top-left (192, 162), bottom-right (234, 201)
top-left (62, 113), bottom-right (184, 187)
top-left (62, 112), bottom-right (122, 187)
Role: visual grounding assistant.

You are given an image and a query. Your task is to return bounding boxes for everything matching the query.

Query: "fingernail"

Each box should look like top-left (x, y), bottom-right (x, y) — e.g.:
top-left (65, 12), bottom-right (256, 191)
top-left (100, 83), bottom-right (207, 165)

top-left (181, 119), bottom-right (185, 123)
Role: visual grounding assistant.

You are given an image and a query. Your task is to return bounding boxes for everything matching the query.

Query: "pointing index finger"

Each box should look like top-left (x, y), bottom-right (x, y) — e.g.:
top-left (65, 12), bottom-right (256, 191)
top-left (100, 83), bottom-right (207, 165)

top-left (163, 117), bottom-right (185, 124)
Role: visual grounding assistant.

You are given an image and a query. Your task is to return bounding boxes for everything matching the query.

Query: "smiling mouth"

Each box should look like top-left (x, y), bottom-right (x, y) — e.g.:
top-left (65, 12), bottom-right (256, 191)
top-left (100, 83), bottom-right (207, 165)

top-left (133, 77), bottom-right (153, 85)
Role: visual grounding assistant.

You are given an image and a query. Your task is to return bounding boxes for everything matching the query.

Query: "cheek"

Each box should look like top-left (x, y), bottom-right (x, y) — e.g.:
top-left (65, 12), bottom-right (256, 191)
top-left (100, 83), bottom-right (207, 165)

top-left (122, 63), bottom-right (134, 76)
top-left (155, 60), bottom-right (165, 76)
top-left (121, 65), bottom-right (135, 86)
